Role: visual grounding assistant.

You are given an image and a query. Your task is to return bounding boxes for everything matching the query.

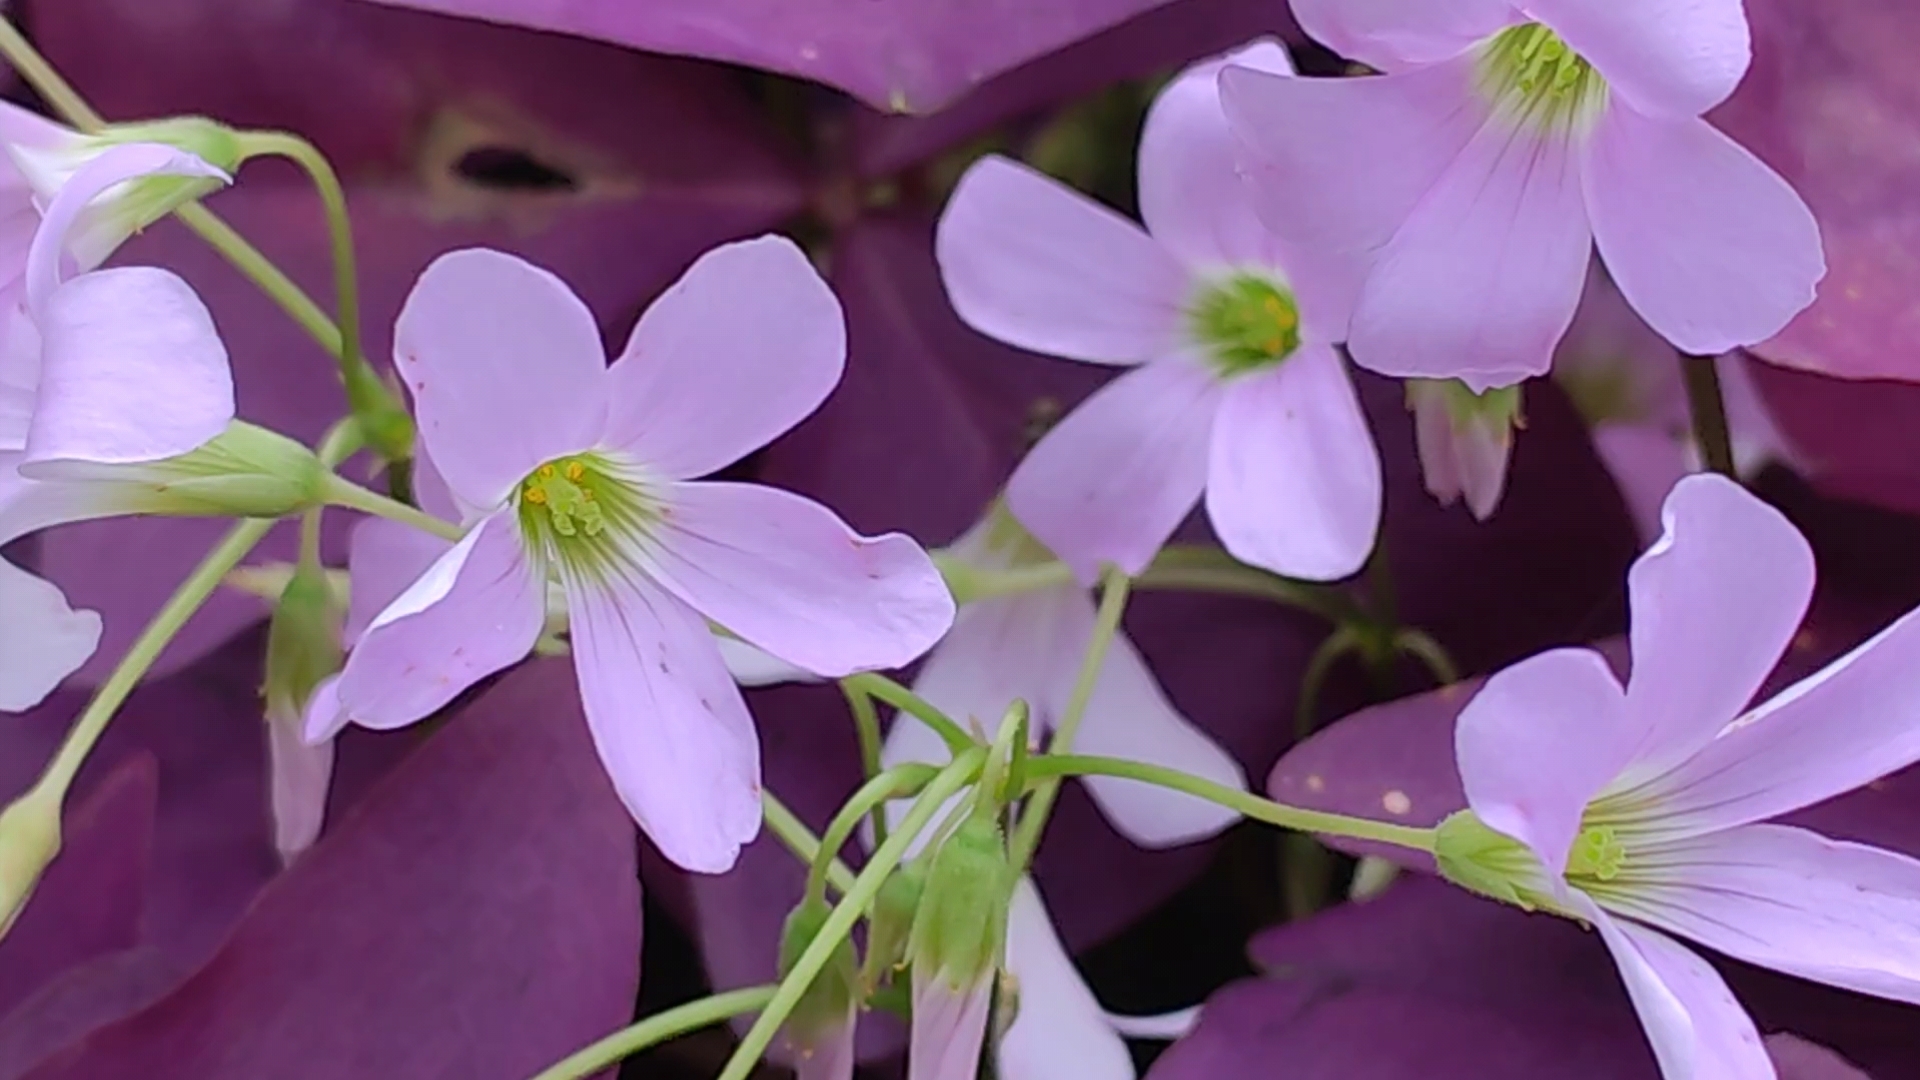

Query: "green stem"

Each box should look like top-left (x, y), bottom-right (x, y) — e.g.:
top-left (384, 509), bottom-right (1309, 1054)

top-left (840, 673), bottom-right (973, 756)
top-left (1010, 569), bottom-right (1131, 868)
top-left (526, 985), bottom-right (777, 1080)
top-left (1296, 625), bottom-right (1361, 740)
top-left (839, 681), bottom-right (890, 848)
top-left (323, 475), bottom-right (463, 541)
top-left (1681, 353), bottom-right (1738, 478)
top-left (38, 519), bottom-right (275, 798)
top-left (1027, 754), bottom-right (1435, 852)
top-left (804, 764), bottom-right (938, 905)
top-left (762, 791), bottom-right (857, 898)
top-left (0, 18), bottom-right (99, 126)
top-left (716, 750), bottom-right (986, 1080)
top-left (234, 131), bottom-right (365, 372)
top-left (1139, 546), bottom-right (1352, 622)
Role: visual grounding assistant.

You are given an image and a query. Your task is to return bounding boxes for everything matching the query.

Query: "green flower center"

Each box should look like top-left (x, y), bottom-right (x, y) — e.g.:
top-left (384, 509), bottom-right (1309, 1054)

top-left (515, 452), bottom-right (653, 579)
top-left (1477, 23), bottom-right (1608, 132)
top-left (1433, 811), bottom-right (1633, 917)
top-left (1187, 274), bottom-right (1302, 378)
top-left (1565, 824), bottom-right (1627, 883)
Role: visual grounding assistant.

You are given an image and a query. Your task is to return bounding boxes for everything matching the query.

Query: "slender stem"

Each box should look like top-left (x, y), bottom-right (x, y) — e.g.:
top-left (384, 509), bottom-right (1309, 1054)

top-left (526, 985), bottom-right (777, 1080)
top-left (1010, 569), bottom-right (1131, 868)
top-left (716, 751), bottom-right (986, 1080)
top-left (839, 680), bottom-right (889, 848)
top-left (1138, 546), bottom-right (1351, 622)
top-left (235, 131), bottom-right (365, 370)
top-left (1393, 628), bottom-right (1459, 688)
top-left (1296, 625), bottom-right (1360, 740)
top-left (323, 475), bottom-right (463, 541)
top-left (0, 18), bottom-right (101, 126)
top-left (840, 673), bottom-right (973, 755)
top-left (762, 791), bottom-right (857, 898)
top-left (38, 519), bottom-right (275, 797)
top-left (804, 764), bottom-right (938, 905)
top-left (1027, 754), bottom-right (1436, 853)
top-left (1681, 353), bottom-right (1737, 478)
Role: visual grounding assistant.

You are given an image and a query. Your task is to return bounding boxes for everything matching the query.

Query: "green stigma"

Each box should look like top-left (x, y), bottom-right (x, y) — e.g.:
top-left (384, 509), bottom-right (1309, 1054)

top-left (1477, 23), bottom-right (1607, 132)
top-left (515, 453), bottom-right (652, 578)
top-left (1187, 274), bottom-right (1302, 377)
top-left (1566, 825), bottom-right (1627, 883)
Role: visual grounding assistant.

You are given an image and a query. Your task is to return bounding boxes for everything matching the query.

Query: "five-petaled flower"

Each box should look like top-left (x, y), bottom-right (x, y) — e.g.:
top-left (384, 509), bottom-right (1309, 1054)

top-left (1439, 473), bottom-right (1920, 1079)
top-left (1224, 0), bottom-right (1826, 389)
top-left (936, 40), bottom-right (1382, 584)
top-left (327, 237), bottom-right (955, 872)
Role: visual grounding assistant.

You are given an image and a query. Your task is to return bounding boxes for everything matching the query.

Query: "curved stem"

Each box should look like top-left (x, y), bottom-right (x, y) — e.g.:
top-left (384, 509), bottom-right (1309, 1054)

top-left (804, 764), bottom-right (938, 905)
top-left (323, 474), bottom-right (463, 541)
top-left (38, 519), bottom-right (275, 798)
top-left (762, 791), bottom-right (857, 898)
top-left (1010, 569), bottom-right (1130, 868)
top-left (525, 985), bottom-right (777, 1080)
top-left (840, 673), bottom-right (973, 756)
top-left (1296, 625), bottom-right (1361, 740)
top-left (1026, 754), bottom-right (1435, 853)
top-left (839, 681), bottom-right (889, 848)
top-left (716, 750), bottom-right (986, 1080)
top-left (234, 131), bottom-right (365, 371)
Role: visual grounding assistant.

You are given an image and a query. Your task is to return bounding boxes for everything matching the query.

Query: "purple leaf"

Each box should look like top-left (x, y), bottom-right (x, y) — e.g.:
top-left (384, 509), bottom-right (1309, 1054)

top-left (1714, 0), bottom-right (1920, 380)
top-left (352, 0), bottom-right (1212, 114)
top-left (1748, 361), bottom-right (1920, 521)
top-left (19, 659), bottom-right (641, 1080)
top-left (24, 0), bottom-right (806, 683)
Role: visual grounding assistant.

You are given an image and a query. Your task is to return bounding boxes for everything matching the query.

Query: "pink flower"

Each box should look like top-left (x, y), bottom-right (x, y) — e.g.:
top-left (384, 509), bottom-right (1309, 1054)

top-left (0, 144), bottom-right (235, 710)
top-left (935, 41), bottom-right (1382, 583)
top-left (1439, 473), bottom-right (1920, 1078)
top-left (881, 504), bottom-right (1244, 848)
top-left (330, 238), bottom-right (955, 872)
top-left (1224, 0), bottom-right (1826, 389)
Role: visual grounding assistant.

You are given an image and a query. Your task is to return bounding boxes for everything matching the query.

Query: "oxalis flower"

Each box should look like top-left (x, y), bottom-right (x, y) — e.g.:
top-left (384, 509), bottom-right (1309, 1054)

top-left (936, 40), bottom-right (1382, 583)
top-left (1223, 0), bottom-right (1826, 388)
top-left (329, 237), bottom-right (955, 872)
top-left (1436, 473), bottom-right (1920, 1078)
top-left (2, 144), bottom-right (320, 712)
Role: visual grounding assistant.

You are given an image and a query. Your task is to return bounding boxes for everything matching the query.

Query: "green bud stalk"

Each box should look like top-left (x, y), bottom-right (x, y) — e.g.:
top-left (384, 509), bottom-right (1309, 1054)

top-left (777, 896), bottom-right (860, 1080)
top-left (0, 784), bottom-right (61, 940)
top-left (261, 557), bottom-right (343, 864)
top-left (906, 809), bottom-right (1013, 1080)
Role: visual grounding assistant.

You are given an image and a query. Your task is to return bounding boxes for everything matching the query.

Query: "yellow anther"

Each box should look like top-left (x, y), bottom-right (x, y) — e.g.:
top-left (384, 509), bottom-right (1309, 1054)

top-left (565, 461), bottom-right (585, 482)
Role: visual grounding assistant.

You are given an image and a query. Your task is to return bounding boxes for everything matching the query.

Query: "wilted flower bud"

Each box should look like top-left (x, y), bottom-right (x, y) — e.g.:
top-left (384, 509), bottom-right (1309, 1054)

top-left (262, 559), bottom-right (344, 864)
top-left (777, 895), bottom-right (860, 1080)
top-left (1406, 379), bottom-right (1524, 522)
top-left (0, 785), bottom-right (61, 940)
top-left (906, 809), bottom-right (1014, 1080)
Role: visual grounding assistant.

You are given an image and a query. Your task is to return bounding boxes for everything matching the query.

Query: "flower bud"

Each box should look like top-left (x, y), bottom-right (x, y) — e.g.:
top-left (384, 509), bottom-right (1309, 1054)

top-left (777, 895), bottom-right (860, 1080)
top-left (61, 421), bottom-right (330, 520)
top-left (0, 786), bottom-right (61, 940)
top-left (906, 809), bottom-right (1013, 1080)
top-left (863, 860), bottom-right (927, 991)
top-left (1406, 379), bottom-right (1523, 521)
top-left (262, 560), bottom-right (343, 864)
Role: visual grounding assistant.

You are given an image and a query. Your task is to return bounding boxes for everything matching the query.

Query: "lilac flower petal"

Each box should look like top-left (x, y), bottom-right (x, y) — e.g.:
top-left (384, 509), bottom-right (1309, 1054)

top-left (1634, 604), bottom-right (1920, 835)
top-left (265, 709), bottom-right (334, 865)
top-left (357, 0), bottom-right (1189, 114)
top-left (1410, 387), bottom-right (1514, 521)
top-left (23, 269), bottom-right (229, 472)
top-left (1616, 823), bottom-right (1920, 1006)
top-left (1287, 0), bottom-right (1516, 70)
top-left (1582, 897), bottom-right (1774, 1080)
top-left (342, 517), bottom-right (450, 645)
top-left (1456, 647), bottom-right (1632, 875)
top-left (1055, 595), bottom-right (1247, 847)
top-left (23, 143), bottom-right (226, 313)
top-left (1349, 121), bottom-right (1591, 386)
top-left (605, 235), bottom-right (845, 480)
top-left (1584, 107), bottom-right (1823, 357)
top-left (1615, 473), bottom-right (1815, 788)
top-left (566, 577), bottom-right (761, 873)
top-left (0, 555), bottom-right (99, 711)
top-left (909, 973), bottom-right (992, 1080)
top-left (1766, 1034), bottom-right (1873, 1080)
top-left (1205, 348), bottom-right (1381, 581)
top-left (335, 511), bottom-right (544, 730)
top-left (1220, 59), bottom-right (1482, 255)
top-left (640, 480), bottom-right (953, 677)
top-left (0, 755), bottom-right (153, 1019)
top-left (301, 675), bottom-right (348, 745)
top-left (1136, 40), bottom-right (1295, 271)
top-left (17, 661), bottom-right (640, 1080)
top-left (394, 249), bottom-right (610, 509)
top-left (1008, 358), bottom-right (1222, 581)
top-left (998, 879), bottom-right (1134, 1080)
top-left (936, 154), bottom-right (1186, 366)
top-left (1529, 0), bottom-right (1751, 117)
